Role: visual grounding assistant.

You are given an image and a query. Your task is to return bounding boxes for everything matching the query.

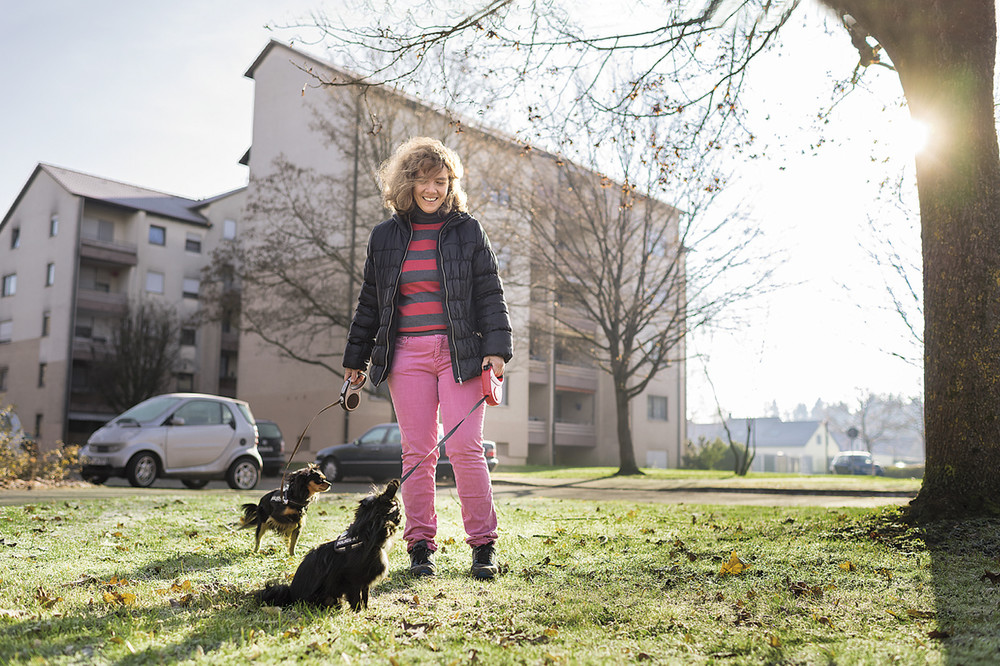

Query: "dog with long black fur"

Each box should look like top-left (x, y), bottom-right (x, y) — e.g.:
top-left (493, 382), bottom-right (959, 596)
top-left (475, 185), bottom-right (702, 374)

top-left (239, 465), bottom-right (331, 556)
top-left (255, 479), bottom-right (401, 611)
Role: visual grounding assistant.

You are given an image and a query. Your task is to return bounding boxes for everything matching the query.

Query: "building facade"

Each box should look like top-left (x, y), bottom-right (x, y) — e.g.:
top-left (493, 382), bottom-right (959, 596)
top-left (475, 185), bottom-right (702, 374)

top-left (0, 164), bottom-right (245, 449)
top-left (239, 41), bottom-right (687, 468)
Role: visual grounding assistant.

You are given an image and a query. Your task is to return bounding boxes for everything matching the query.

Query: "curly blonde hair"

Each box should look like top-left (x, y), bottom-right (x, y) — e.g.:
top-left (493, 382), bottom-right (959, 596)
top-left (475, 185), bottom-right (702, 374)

top-left (377, 137), bottom-right (468, 214)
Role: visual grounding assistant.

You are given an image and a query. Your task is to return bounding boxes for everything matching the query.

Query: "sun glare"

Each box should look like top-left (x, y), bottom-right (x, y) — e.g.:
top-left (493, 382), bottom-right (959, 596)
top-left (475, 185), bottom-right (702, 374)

top-left (902, 118), bottom-right (931, 155)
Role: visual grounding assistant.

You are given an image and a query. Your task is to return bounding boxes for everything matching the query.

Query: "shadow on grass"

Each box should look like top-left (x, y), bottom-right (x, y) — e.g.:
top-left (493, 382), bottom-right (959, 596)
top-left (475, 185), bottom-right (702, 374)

top-left (866, 510), bottom-right (1000, 666)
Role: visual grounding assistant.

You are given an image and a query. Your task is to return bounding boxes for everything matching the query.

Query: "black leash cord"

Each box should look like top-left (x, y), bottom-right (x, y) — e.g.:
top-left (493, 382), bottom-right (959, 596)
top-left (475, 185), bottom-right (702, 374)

top-left (278, 383), bottom-right (487, 490)
top-left (400, 395), bottom-right (488, 484)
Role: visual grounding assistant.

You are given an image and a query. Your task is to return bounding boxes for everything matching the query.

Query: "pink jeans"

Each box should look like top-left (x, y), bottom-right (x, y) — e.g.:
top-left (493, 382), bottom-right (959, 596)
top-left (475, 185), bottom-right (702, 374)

top-left (387, 334), bottom-right (498, 550)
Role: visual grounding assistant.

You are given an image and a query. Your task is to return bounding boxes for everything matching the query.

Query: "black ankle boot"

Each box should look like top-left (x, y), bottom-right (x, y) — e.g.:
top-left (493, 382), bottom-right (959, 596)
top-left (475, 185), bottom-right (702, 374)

top-left (408, 540), bottom-right (435, 577)
top-left (470, 541), bottom-right (497, 579)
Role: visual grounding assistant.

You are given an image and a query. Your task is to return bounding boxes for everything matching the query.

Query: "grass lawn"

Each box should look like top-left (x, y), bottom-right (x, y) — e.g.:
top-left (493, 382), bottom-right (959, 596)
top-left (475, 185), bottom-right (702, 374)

top-left (0, 486), bottom-right (996, 664)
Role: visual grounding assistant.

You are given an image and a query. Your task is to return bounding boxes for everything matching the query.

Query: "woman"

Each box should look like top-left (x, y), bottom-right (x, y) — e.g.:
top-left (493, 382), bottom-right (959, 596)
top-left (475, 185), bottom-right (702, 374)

top-left (343, 136), bottom-right (513, 579)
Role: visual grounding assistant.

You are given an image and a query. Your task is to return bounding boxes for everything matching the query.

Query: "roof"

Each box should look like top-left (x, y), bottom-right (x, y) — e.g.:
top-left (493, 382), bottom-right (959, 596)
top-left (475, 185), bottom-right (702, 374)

top-left (687, 418), bottom-right (824, 449)
top-left (40, 164), bottom-right (210, 224)
top-left (2, 164), bottom-right (246, 230)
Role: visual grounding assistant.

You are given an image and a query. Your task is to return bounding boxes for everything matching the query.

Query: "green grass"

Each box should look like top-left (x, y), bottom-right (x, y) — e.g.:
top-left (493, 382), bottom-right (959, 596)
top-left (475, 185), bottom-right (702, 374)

top-left (0, 489), bottom-right (996, 664)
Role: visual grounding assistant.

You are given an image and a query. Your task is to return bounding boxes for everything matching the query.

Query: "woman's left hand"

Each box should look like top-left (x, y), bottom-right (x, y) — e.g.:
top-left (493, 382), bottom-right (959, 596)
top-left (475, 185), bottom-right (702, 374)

top-left (483, 355), bottom-right (506, 378)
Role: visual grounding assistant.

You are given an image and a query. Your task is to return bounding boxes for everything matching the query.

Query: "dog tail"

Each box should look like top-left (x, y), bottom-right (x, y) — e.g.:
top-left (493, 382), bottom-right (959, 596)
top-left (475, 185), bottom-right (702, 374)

top-left (255, 582), bottom-right (294, 607)
top-left (239, 503), bottom-right (258, 529)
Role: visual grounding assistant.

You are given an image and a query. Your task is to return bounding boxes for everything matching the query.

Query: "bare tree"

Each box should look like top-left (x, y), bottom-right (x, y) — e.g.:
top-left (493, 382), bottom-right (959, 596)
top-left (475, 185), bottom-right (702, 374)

top-left (302, 0), bottom-right (1000, 520)
top-left (90, 299), bottom-right (180, 413)
top-left (511, 110), bottom-right (773, 474)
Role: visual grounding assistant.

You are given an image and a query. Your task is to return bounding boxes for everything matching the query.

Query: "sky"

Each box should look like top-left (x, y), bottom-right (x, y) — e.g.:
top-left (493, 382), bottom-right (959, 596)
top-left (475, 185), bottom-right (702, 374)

top-left (0, 1), bottom-right (924, 422)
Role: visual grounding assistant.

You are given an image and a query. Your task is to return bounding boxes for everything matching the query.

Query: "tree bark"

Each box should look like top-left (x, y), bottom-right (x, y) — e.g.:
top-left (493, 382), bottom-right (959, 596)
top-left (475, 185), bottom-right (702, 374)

top-left (826, 0), bottom-right (1000, 519)
top-left (614, 375), bottom-right (641, 476)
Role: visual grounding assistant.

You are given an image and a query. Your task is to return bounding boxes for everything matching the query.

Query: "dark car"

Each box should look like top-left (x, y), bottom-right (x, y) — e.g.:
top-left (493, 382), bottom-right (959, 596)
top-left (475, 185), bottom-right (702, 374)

top-left (829, 451), bottom-right (885, 476)
top-left (315, 422), bottom-right (499, 482)
top-left (255, 419), bottom-right (286, 476)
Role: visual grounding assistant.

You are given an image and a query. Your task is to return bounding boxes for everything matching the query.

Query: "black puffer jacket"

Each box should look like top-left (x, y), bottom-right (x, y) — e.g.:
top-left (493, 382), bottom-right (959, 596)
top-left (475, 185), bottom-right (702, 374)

top-left (343, 210), bottom-right (513, 386)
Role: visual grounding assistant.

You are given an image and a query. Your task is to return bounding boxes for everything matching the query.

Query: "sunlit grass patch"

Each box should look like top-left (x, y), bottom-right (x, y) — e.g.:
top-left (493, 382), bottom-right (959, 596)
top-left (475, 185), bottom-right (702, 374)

top-left (0, 492), bottom-right (996, 664)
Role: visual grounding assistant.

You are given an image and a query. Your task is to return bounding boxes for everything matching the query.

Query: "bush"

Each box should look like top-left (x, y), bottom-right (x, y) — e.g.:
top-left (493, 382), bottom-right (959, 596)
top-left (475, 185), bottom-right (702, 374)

top-left (882, 464), bottom-right (924, 479)
top-left (682, 437), bottom-right (747, 471)
top-left (0, 407), bottom-right (81, 484)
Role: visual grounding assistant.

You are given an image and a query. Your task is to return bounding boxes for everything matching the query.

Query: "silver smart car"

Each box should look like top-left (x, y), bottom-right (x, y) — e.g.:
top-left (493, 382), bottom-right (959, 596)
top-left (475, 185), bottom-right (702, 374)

top-left (79, 393), bottom-right (262, 489)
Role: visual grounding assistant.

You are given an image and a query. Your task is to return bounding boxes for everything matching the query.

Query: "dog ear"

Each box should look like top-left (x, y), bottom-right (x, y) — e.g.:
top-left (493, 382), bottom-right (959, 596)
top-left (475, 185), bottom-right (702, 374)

top-left (384, 479), bottom-right (400, 499)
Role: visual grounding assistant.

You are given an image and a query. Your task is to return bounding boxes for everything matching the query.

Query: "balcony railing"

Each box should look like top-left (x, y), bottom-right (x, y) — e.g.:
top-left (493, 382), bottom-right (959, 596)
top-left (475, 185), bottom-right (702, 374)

top-left (528, 359), bottom-right (598, 391)
top-left (76, 289), bottom-right (128, 315)
top-left (526, 419), bottom-right (597, 447)
top-left (79, 237), bottom-right (138, 266)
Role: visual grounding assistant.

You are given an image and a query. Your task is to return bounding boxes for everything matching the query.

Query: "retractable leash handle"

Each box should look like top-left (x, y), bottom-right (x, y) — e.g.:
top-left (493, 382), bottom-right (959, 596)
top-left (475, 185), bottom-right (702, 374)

top-left (279, 372), bottom-right (369, 490)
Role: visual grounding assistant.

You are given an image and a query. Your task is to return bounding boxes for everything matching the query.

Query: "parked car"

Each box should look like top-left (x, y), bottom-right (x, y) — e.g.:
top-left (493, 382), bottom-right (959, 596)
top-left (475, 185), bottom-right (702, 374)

top-left (79, 393), bottom-right (262, 489)
top-left (315, 422), bottom-right (498, 483)
top-left (829, 451), bottom-right (885, 476)
top-left (255, 419), bottom-right (286, 476)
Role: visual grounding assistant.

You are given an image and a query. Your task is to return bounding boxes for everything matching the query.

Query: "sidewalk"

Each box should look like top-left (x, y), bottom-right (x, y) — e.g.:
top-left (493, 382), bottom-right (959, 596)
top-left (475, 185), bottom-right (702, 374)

top-left (489, 471), bottom-right (920, 498)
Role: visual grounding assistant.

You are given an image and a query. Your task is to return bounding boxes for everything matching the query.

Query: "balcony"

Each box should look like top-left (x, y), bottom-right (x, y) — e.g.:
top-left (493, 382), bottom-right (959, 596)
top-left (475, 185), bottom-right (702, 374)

top-left (79, 237), bottom-right (137, 267)
top-left (527, 419), bottom-right (597, 448)
top-left (528, 359), bottom-right (598, 392)
top-left (76, 289), bottom-right (128, 316)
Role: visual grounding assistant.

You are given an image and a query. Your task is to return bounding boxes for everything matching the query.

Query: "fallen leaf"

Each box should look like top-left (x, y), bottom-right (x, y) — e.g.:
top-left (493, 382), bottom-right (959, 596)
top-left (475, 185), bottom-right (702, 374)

top-left (928, 629), bottom-right (951, 639)
top-left (719, 551), bottom-right (748, 576)
top-left (839, 561), bottom-right (856, 572)
top-left (907, 609), bottom-right (935, 619)
top-left (769, 635), bottom-right (781, 647)
top-left (980, 570), bottom-right (1000, 584)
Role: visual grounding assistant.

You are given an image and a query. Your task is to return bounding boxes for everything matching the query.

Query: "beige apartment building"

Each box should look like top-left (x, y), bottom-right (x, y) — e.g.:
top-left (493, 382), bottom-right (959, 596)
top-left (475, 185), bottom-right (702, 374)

top-left (238, 41), bottom-right (687, 468)
top-left (0, 164), bottom-right (245, 449)
top-left (0, 41), bottom-right (687, 469)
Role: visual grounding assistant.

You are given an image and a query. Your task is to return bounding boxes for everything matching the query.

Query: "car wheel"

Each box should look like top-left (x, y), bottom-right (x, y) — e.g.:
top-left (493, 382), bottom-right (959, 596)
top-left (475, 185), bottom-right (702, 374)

top-left (226, 458), bottom-right (260, 490)
top-left (320, 457), bottom-right (343, 482)
top-left (182, 479), bottom-right (209, 489)
top-left (125, 453), bottom-right (158, 488)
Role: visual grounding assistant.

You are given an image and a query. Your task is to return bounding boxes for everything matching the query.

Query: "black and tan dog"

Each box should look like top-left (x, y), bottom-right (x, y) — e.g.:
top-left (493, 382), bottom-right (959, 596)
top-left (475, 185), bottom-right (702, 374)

top-left (239, 465), bottom-right (331, 555)
top-left (255, 480), bottom-right (401, 611)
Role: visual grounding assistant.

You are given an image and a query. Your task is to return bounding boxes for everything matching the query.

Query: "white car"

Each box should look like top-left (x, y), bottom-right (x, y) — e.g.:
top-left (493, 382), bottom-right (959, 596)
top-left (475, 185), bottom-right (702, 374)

top-left (80, 393), bottom-right (262, 489)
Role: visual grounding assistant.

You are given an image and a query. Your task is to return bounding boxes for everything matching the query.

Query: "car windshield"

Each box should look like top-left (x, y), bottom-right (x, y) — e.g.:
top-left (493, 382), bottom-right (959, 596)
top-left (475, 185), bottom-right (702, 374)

top-left (235, 403), bottom-right (254, 425)
top-left (115, 396), bottom-right (184, 424)
top-left (257, 422), bottom-right (280, 438)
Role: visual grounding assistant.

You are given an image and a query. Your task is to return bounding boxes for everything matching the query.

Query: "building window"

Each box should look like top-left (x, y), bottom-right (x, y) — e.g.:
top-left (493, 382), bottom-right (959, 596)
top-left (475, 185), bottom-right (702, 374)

top-left (146, 271), bottom-right (165, 294)
top-left (182, 278), bottom-right (200, 299)
top-left (97, 219), bottom-right (115, 242)
top-left (0, 320), bottom-right (11, 343)
top-left (41, 312), bottom-right (50, 337)
top-left (0, 366), bottom-right (7, 391)
top-left (149, 225), bottom-right (166, 246)
top-left (75, 316), bottom-right (93, 339)
top-left (45, 263), bottom-right (55, 286)
top-left (185, 233), bottom-right (202, 253)
top-left (176, 372), bottom-right (194, 391)
top-left (223, 219), bottom-right (237, 239)
top-left (49, 215), bottom-right (58, 237)
top-left (71, 359), bottom-right (91, 391)
top-left (180, 328), bottom-right (196, 346)
top-left (647, 395), bottom-right (668, 421)
top-left (38, 362), bottom-right (47, 388)
top-left (10, 227), bottom-right (19, 249)
top-left (2, 274), bottom-right (15, 297)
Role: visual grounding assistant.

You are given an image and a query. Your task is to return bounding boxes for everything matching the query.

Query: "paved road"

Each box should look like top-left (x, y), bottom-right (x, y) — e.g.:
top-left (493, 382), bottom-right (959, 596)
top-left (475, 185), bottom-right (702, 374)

top-left (0, 474), bottom-right (915, 508)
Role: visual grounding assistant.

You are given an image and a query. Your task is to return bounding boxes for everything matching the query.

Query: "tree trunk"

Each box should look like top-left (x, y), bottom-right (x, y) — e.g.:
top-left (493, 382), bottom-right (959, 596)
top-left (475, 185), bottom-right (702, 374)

top-left (831, 0), bottom-right (1000, 519)
top-left (614, 379), bottom-right (641, 476)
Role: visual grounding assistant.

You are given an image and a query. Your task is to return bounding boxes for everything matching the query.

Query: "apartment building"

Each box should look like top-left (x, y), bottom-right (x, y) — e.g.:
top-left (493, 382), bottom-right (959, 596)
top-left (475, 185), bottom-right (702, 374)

top-left (239, 41), bottom-right (687, 468)
top-left (0, 164), bottom-right (245, 450)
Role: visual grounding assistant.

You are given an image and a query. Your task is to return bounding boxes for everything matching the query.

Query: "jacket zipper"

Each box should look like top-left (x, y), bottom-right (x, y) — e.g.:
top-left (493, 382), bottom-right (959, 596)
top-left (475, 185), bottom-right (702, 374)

top-left (380, 217), bottom-right (411, 387)
top-left (438, 214), bottom-right (463, 384)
